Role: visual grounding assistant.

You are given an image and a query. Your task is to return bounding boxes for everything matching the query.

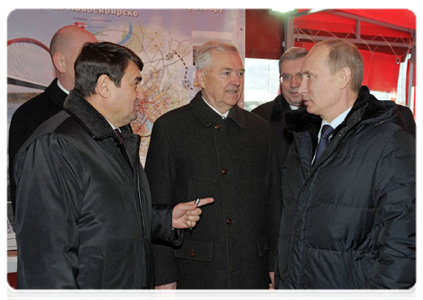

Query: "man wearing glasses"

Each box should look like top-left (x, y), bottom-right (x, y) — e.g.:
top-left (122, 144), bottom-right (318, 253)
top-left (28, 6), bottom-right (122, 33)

top-left (252, 47), bottom-right (308, 171)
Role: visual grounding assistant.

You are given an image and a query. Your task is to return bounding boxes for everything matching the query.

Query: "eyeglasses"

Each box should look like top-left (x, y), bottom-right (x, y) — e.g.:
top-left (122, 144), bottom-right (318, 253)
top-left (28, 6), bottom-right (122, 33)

top-left (280, 73), bottom-right (303, 84)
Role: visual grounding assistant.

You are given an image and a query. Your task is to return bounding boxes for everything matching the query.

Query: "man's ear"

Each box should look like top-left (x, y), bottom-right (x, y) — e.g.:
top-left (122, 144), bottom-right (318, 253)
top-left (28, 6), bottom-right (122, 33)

top-left (52, 53), bottom-right (66, 73)
top-left (95, 74), bottom-right (112, 98)
top-left (195, 70), bottom-right (206, 89)
top-left (339, 67), bottom-right (352, 90)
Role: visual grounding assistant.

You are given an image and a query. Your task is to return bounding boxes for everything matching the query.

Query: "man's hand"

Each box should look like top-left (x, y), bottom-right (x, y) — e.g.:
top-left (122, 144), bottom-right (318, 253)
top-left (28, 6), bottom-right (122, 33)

top-left (155, 282), bottom-right (178, 300)
top-left (172, 198), bottom-right (214, 229)
top-left (269, 272), bottom-right (275, 289)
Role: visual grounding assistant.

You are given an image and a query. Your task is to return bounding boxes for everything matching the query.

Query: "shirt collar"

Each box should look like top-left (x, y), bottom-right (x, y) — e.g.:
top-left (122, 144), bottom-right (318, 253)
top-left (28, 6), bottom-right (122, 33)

top-left (106, 119), bottom-right (119, 130)
top-left (202, 96), bottom-right (229, 119)
top-left (289, 104), bottom-right (301, 111)
top-left (56, 79), bottom-right (70, 95)
top-left (318, 106), bottom-right (353, 140)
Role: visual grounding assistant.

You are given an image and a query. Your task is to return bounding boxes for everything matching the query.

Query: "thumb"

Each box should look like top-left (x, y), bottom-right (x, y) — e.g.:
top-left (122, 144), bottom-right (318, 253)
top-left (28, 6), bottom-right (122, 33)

top-left (196, 197), bottom-right (214, 207)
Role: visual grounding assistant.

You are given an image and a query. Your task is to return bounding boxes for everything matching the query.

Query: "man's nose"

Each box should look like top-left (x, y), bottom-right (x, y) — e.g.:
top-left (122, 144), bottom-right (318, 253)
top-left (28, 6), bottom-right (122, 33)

top-left (231, 73), bottom-right (243, 86)
top-left (298, 77), bottom-right (307, 95)
top-left (291, 74), bottom-right (302, 87)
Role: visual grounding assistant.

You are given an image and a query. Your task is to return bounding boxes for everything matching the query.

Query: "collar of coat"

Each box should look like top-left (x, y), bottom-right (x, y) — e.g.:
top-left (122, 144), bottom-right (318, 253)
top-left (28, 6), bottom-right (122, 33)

top-left (190, 91), bottom-right (246, 129)
top-left (270, 93), bottom-right (292, 121)
top-left (284, 86), bottom-right (400, 134)
top-left (63, 90), bottom-right (140, 165)
top-left (46, 78), bottom-right (68, 109)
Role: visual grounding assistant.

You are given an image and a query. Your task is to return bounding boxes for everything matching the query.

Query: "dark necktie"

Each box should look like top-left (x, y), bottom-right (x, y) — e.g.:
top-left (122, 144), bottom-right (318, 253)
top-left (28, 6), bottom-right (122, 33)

top-left (114, 129), bottom-right (124, 143)
top-left (314, 124), bottom-right (334, 163)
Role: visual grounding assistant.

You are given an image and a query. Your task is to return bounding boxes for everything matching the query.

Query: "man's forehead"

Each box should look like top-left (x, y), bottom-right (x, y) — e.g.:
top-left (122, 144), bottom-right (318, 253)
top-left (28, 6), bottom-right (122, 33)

top-left (302, 48), bottom-right (328, 70)
top-left (281, 57), bottom-right (305, 73)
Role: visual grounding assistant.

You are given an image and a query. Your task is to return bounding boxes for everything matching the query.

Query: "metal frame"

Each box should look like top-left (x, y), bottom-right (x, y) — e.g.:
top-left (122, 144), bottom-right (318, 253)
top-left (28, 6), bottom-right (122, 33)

top-left (283, 9), bottom-right (416, 107)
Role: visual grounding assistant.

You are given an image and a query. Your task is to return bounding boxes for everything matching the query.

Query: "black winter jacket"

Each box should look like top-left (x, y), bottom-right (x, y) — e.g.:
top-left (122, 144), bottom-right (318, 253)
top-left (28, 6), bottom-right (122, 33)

top-left (277, 86), bottom-right (415, 289)
top-left (14, 90), bottom-right (181, 289)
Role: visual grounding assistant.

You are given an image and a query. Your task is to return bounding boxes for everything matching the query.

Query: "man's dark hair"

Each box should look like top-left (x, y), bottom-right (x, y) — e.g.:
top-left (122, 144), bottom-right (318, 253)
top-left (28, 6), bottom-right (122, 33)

top-left (74, 42), bottom-right (144, 97)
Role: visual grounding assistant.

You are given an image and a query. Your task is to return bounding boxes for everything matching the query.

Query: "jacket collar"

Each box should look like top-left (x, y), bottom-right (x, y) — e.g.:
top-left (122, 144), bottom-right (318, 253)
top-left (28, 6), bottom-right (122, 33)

top-left (64, 90), bottom-right (117, 140)
top-left (64, 90), bottom-right (140, 168)
top-left (271, 93), bottom-right (292, 121)
top-left (45, 78), bottom-right (68, 109)
top-left (190, 91), bottom-right (246, 128)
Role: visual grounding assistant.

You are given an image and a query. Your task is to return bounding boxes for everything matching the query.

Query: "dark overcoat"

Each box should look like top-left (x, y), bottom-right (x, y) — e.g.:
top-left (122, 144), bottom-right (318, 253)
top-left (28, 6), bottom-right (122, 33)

top-left (145, 91), bottom-right (281, 289)
top-left (9, 79), bottom-right (67, 215)
top-left (277, 86), bottom-right (415, 289)
top-left (252, 94), bottom-right (294, 174)
top-left (14, 90), bottom-right (180, 289)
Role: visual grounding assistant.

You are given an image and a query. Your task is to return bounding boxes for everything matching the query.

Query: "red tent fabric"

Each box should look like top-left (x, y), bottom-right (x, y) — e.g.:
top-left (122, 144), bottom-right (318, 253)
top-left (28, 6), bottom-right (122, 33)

top-left (292, 9), bottom-right (416, 104)
top-left (245, 9), bottom-right (416, 107)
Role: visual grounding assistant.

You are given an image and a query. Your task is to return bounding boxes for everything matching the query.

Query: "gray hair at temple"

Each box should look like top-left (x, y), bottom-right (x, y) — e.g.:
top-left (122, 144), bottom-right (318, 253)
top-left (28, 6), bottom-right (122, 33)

top-left (195, 40), bottom-right (241, 71)
top-left (278, 47), bottom-right (308, 74)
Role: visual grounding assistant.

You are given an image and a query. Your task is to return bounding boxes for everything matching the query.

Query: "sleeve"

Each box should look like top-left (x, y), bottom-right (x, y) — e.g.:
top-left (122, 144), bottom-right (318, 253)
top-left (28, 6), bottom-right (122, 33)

top-left (8, 109), bottom-right (40, 214)
top-left (14, 134), bottom-right (82, 288)
top-left (370, 129), bottom-right (416, 288)
top-left (265, 131), bottom-right (282, 272)
top-left (145, 119), bottom-right (180, 286)
top-left (151, 204), bottom-right (184, 247)
top-left (397, 105), bottom-right (416, 138)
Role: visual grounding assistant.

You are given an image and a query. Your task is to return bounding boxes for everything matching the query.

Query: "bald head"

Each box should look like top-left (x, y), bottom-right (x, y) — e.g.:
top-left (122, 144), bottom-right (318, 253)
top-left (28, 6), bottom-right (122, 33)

top-left (50, 25), bottom-right (97, 91)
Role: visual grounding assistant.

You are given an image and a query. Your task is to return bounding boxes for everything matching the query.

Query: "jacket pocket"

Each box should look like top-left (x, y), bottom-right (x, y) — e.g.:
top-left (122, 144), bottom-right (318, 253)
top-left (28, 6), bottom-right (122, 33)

top-left (174, 239), bottom-right (213, 262)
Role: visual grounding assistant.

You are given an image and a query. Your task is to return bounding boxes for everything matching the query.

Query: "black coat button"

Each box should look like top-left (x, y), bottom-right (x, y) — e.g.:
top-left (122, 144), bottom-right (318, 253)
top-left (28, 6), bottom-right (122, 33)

top-left (221, 168), bottom-right (228, 175)
top-left (226, 218), bottom-right (232, 225)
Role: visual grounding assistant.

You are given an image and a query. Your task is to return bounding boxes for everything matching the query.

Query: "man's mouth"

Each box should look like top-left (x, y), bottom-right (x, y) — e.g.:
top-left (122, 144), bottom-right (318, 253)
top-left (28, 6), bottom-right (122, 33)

top-left (226, 89), bottom-right (239, 94)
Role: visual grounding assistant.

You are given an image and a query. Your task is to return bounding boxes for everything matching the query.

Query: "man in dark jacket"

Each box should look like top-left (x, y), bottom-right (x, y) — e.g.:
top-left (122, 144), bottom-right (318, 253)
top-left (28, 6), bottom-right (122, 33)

top-left (252, 47), bottom-right (308, 171)
top-left (277, 39), bottom-right (415, 289)
top-left (8, 25), bottom-right (98, 215)
top-left (14, 42), bottom-right (213, 289)
top-left (145, 41), bottom-right (281, 289)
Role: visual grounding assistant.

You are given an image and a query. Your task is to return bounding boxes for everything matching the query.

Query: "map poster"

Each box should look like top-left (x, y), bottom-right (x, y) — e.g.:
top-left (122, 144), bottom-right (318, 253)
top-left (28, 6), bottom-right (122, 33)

top-left (7, 8), bottom-right (245, 164)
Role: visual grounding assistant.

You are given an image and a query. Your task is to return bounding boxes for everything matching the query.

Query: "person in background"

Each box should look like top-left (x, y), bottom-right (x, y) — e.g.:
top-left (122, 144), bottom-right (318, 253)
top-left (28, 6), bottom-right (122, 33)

top-left (252, 47), bottom-right (308, 170)
top-left (14, 41), bottom-right (213, 289)
top-left (145, 40), bottom-right (281, 289)
top-left (277, 39), bottom-right (415, 289)
top-left (8, 25), bottom-right (98, 216)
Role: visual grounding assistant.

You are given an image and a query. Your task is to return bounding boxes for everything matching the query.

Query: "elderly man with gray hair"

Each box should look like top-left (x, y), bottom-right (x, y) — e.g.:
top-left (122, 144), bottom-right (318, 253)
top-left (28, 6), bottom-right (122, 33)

top-left (145, 40), bottom-right (281, 289)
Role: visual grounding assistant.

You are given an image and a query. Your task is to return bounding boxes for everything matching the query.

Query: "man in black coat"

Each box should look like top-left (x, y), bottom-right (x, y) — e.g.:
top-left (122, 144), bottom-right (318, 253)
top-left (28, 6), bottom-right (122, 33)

top-left (252, 47), bottom-right (308, 171)
top-left (14, 42), bottom-right (212, 289)
top-left (252, 48), bottom-right (415, 170)
top-left (277, 39), bottom-right (415, 289)
top-left (145, 41), bottom-right (281, 289)
top-left (8, 25), bottom-right (97, 215)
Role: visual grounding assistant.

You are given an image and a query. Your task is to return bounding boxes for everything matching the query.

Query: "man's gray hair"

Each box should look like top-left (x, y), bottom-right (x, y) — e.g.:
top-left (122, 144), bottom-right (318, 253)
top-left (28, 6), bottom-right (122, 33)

top-left (195, 40), bottom-right (240, 71)
top-left (278, 47), bottom-right (308, 74)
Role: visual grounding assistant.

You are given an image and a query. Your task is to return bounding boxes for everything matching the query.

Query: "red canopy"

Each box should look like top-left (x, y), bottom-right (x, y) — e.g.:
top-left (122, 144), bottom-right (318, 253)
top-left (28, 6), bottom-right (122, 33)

top-left (292, 9), bottom-right (415, 106)
top-left (246, 9), bottom-right (416, 108)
